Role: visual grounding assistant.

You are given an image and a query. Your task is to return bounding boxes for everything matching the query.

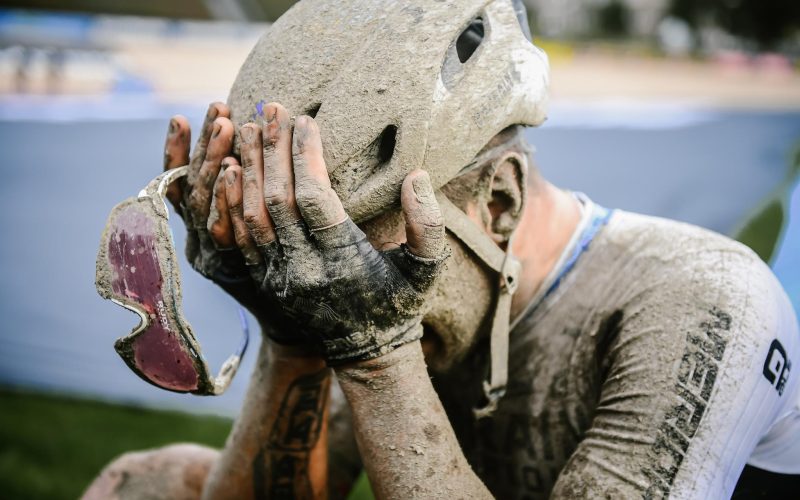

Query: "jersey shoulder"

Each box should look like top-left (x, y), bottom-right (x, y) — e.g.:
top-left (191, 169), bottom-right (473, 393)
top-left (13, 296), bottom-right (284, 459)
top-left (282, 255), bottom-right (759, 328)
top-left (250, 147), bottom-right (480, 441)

top-left (543, 211), bottom-right (800, 499)
top-left (604, 210), bottom-right (760, 268)
top-left (597, 210), bottom-right (792, 344)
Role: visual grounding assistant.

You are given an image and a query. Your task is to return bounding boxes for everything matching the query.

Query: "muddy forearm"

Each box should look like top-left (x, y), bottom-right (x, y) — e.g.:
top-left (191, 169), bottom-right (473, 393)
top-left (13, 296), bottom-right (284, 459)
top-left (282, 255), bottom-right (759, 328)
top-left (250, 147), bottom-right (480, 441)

top-left (335, 341), bottom-right (491, 499)
top-left (202, 340), bottom-right (330, 500)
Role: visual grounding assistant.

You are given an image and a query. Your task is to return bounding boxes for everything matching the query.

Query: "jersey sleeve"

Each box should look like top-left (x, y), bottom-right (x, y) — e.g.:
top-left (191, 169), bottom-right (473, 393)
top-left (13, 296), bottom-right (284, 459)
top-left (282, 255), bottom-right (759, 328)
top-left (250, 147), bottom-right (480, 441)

top-left (550, 247), bottom-right (800, 500)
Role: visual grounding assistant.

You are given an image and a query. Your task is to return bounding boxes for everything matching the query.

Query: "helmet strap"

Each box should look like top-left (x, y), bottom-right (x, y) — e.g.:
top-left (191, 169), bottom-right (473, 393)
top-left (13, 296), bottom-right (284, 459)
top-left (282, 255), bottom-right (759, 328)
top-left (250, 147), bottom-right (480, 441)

top-left (435, 193), bottom-right (520, 419)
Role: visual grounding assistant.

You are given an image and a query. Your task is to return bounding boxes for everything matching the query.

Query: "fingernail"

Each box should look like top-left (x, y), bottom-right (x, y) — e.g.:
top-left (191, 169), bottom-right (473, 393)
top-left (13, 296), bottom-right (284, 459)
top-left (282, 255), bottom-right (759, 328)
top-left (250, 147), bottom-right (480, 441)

top-left (225, 169), bottom-right (237, 186)
top-left (295, 115), bottom-right (307, 129)
top-left (208, 105), bottom-right (219, 120)
top-left (168, 119), bottom-right (177, 135)
top-left (240, 125), bottom-right (255, 144)
top-left (265, 104), bottom-right (277, 123)
top-left (412, 172), bottom-right (434, 200)
top-left (212, 121), bottom-right (221, 138)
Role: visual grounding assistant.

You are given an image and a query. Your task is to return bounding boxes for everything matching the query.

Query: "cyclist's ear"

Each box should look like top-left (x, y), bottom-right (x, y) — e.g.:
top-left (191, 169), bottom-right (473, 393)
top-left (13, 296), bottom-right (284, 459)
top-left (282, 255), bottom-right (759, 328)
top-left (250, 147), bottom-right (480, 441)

top-left (486, 152), bottom-right (527, 247)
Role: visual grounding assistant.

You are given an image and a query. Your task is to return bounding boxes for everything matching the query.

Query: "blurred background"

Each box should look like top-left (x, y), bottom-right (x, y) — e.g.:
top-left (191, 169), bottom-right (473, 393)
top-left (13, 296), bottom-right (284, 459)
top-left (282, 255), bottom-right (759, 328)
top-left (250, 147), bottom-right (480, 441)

top-left (0, 0), bottom-right (798, 498)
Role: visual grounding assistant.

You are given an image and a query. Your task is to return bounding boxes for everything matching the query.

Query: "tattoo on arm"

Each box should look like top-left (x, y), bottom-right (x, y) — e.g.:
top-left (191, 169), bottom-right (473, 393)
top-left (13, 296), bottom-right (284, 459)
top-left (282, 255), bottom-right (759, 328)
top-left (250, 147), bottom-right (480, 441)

top-left (253, 369), bottom-right (331, 499)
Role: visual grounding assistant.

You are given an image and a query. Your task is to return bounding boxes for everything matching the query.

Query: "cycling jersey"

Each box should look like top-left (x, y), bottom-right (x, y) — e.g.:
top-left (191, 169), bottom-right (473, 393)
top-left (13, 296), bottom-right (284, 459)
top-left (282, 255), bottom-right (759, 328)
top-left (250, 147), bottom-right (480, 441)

top-left (433, 196), bottom-right (800, 500)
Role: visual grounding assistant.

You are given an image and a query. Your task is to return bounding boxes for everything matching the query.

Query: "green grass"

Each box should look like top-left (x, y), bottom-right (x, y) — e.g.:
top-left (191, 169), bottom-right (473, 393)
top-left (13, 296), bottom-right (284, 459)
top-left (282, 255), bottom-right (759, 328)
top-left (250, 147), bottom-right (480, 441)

top-left (734, 198), bottom-right (785, 263)
top-left (0, 388), bottom-right (232, 500)
top-left (348, 472), bottom-right (374, 500)
top-left (734, 142), bottom-right (800, 264)
top-left (0, 388), bottom-right (376, 499)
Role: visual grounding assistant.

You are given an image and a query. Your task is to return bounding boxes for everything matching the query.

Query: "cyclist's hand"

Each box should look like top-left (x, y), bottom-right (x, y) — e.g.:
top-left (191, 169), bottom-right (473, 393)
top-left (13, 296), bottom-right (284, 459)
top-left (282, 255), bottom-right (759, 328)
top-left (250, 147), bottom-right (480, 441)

top-left (163, 103), bottom-right (281, 336)
top-left (225, 103), bottom-right (449, 363)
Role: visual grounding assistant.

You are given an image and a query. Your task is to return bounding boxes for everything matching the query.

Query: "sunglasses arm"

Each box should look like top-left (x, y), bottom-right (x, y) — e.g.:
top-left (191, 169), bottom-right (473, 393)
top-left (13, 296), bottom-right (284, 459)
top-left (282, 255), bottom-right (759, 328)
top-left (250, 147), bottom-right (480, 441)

top-left (211, 354), bottom-right (242, 395)
top-left (210, 307), bottom-right (250, 395)
top-left (138, 166), bottom-right (189, 217)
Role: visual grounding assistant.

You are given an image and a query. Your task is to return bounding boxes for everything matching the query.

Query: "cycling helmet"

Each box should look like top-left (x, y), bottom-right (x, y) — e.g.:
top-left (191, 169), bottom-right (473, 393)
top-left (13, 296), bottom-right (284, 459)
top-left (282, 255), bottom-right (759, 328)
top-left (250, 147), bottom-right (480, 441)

top-left (227, 0), bottom-right (550, 416)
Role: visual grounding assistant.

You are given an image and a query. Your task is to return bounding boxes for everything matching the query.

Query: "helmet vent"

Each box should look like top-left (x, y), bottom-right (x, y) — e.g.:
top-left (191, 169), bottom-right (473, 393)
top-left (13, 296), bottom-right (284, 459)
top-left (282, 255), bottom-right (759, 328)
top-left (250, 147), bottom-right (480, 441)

top-left (378, 125), bottom-right (397, 164)
top-left (456, 17), bottom-right (485, 63)
top-left (332, 124), bottom-right (398, 196)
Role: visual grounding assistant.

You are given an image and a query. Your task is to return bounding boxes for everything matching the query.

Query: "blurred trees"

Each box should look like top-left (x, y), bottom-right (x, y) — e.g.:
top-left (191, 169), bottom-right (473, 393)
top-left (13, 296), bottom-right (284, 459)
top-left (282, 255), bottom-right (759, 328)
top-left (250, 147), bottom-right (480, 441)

top-left (0, 0), bottom-right (212, 19)
top-left (0, 0), bottom-right (298, 22)
top-left (596, 1), bottom-right (631, 38)
top-left (4, 0), bottom-right (797, 51)
top-left (669, 0), bottom-right (800, 50)
top-left (258, 0), bottom-right (297, 21)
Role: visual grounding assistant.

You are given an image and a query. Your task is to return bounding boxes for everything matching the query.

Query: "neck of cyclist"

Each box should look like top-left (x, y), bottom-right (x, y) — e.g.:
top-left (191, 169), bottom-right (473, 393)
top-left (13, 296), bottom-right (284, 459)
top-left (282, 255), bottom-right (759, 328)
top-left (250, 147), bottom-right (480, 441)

top-left (510, 179), bottom-right (582, 321)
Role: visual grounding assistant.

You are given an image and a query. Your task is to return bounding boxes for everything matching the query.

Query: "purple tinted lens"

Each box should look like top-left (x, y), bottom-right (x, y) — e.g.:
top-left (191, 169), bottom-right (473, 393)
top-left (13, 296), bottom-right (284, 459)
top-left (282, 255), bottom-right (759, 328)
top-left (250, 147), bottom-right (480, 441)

top-left (107, 203), bottom-right (199, 392)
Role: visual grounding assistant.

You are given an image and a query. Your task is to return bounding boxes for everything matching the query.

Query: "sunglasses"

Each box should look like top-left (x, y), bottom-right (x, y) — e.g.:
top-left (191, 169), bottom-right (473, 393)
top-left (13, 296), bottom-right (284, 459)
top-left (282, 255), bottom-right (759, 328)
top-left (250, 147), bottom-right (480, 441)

top-left (95, 166), bottom-right (249, 395)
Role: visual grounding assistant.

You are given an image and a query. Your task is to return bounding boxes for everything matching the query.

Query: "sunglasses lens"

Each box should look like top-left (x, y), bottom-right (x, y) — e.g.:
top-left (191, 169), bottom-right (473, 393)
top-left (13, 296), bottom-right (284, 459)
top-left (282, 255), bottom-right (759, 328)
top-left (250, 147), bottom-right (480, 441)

top-left (105, 202), bottom-right (200, 392)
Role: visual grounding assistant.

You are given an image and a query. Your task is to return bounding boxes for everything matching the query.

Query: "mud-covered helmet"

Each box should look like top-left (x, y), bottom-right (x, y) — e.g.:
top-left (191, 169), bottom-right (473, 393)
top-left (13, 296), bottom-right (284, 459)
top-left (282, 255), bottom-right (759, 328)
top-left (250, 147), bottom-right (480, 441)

top-left (228, 0), bottom-right (549, 223)
top-left (227, 0), bottom-right (550, 417)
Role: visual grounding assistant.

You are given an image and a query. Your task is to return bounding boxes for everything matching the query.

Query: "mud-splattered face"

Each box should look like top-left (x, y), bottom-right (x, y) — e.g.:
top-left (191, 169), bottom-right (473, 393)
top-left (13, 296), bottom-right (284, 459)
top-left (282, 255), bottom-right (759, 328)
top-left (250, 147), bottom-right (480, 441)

top-left (360, 205), bottom-right (496, 372)
top-left (358, 131), bottom-right (529, 372)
